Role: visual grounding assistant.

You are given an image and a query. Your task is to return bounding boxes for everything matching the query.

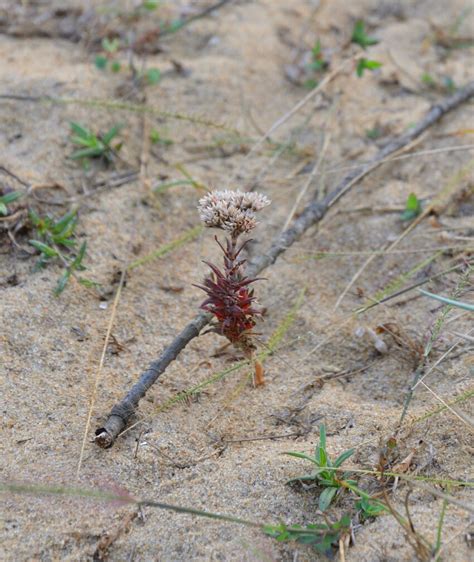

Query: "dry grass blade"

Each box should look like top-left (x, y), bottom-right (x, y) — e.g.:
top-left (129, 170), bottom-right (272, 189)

top-left (417, 380), bottom-right (474, 429)
top-left (76, 269), bottom-right (127, 477)
top-left (412, 329), bottom-right (473, 391)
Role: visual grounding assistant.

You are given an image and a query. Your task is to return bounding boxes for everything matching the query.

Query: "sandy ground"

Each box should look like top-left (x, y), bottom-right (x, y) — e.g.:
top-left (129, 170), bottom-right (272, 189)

top-left (1, 1), bottom-right (473, 560)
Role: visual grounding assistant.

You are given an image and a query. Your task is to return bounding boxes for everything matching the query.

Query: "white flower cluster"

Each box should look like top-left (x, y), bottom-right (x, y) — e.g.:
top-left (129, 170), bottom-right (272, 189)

top-left (198, 190), bottom-right (271, 236)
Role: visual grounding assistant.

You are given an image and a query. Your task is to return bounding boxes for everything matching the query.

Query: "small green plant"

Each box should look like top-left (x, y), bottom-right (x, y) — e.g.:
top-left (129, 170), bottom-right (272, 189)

top-left (94, 36), bottom-right (161, 86)
top-left (142, 0), bottom-right (160, 10)
top-left (150, 128), bottom-right (173, 146)
top-left (366, 126), bottom-right (383, 140)
top-left (286, 425), bottom-right (388, 518)
top-left (421, 72), bottom-right (436, 88)
top-left (352, 20), bottom-right (379, 49)
top-left (145, 67), bottom-right (162, 85)
top-left (0, 190), bottom-right (23, 216)
top-left (286, 425), bottom-right (355, 511)
top-left (95, 37), bottom-right (121, 72)
top-left (421, 72), bottom-right (456, 93)
top-left (401, 192), bottom-right (422, 221)
top-left (69, 122), bottom-right (122, 163)
top-left (28, 209), bottom-right (96, 295)
top-left (264, 514), bottom-right (351, 555)
top-left (309, 40), bottom-right (327, 72)
top-left (304, 40), bottom-right (328, 89)
top-left (356, 58), bottom-right (382, 77)
top-left (355, 497), bottom-right (387, 520)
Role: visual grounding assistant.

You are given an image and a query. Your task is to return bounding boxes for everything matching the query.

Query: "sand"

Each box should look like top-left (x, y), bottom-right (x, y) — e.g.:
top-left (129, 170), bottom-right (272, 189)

top-left (1, 1), bottom-right (473, 560)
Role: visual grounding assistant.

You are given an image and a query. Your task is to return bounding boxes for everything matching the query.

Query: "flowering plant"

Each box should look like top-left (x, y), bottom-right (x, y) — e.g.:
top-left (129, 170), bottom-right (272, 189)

top-left (196, 190), bottom-right (271, 385)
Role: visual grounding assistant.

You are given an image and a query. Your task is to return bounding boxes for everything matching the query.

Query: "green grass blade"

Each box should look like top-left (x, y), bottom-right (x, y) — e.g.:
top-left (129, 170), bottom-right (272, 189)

top-left (419, 289), bottom-right (474, 311)
top-left (334, 448), bottom-right (355, 467)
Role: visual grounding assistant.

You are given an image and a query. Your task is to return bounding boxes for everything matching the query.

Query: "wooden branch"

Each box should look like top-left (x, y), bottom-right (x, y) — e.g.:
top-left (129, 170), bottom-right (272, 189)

top-left (95, 81), bottom-right (474, 448)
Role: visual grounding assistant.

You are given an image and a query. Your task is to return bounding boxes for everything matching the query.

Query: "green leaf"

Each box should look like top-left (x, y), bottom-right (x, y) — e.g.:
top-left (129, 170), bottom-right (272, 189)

top-left (319, 424), bottom-right (326, 449)
top-left (146, 68), bottom-right (162, 85)
top-left (54, 269), bottom-right (71, 296)
top-left (94, 55), bottom-right (108, 70)
top-left (150, 129), bottom-right (173, 146)
top-left (0, 191), bottom-right (23, 205)
top-left (70, 122), bottom-right (91, 140)
top-left (29, 240), bottom-right (58, 257)
top-left (315, 424), bottom-right (326, 463)
top-left (356, 58), bottom-right (382, 77)
top-left (334, 514), bottom-right (351, 529)
top-left (142, 0), bottom-right (159, 10)
top-left (56, 238), bottom-right (76, 248)
top-left (70, 135), bottom-right (95, 147)
top-left (28, 208), bottom-right (42, 227)
top-left (419, 289), bottom-right (474, 312)
top-left (102, 37), bottom-right (120, 54)
top-left (102, 124), bottom-right (122, 146)
top-left (286, 474), bottom-right (318, 484)
top-left (312, 39), bottom-right (322, 58)
top-left (284, 451), bottom-right (321, 465)
top-left (318, 487), bottom-right (338, 511)
top-left (110, 61), bottom-right (121, 73)
top-left (53, 211), bottom-right (77, 236)
top-left (317, 446), bottom-right (327, 467)
top-left (366, 127), bottom-right (382, 140)
top-left (401, 192), bottom-right (421, 221)
top-left (72, 242), bottom-right (87, 270)
top-left (166, 19), bottom-right (184, 33)
top-left (352, 20), bottom-right (379, 49)
top-left (70, 147), bottom-right (105, 160)
top-left (334, 448), bottom-right (354, 467)
top-left (0, 202), bottom-right (7, 216)
top-left (303, 78), bottom-right (318, 89)
top-left (356, 497), bottom-right (386, 517)
top-left (78, 277), bottom-right (100, 288)
top-left (421, 72), bottom-right (436, 87)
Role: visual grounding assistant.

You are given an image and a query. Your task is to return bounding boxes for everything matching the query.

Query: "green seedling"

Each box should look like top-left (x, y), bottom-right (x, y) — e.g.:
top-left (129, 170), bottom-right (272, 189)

top-left (356, 58), bottom-right (382, 77)
top-left (69, 122), bottom-right (122, 163)
top-left (146, 68), bottom-right (162, 85)
top-left (308, 40), bottom-right (327, 72)
top-left (355, 497), bottom-right (387, 520)
top-left (286, 425), bottom-right (388, 516)
top-left (0, 190), bottom-right (23, 216)
top-left (142, 0), bottom-right (160, 10)
top-left (285, 424), bottom-right (355, 511)
top-left (264, 514), bottom-right (351, 555)
top-left (303, 40), bottom-right (328, 89)
top-left (95, 37), bottom-right (121, 72)
top-left (352, 20), bottom-right (379, 49)
top-left (401, 192), bottom-right (422, 221)
top-left (366, 127), bottom-right (383, 140)
top-left (102, 37), bottom-right (120, 54)
top-left (421, 72), bottom-right (436, 87)
top-left (421, 72), bottom-right (456, 93)
top-left (150, 128), bottom-right (173, 146)
top-left (28, 209), bottom-right (96, 295)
